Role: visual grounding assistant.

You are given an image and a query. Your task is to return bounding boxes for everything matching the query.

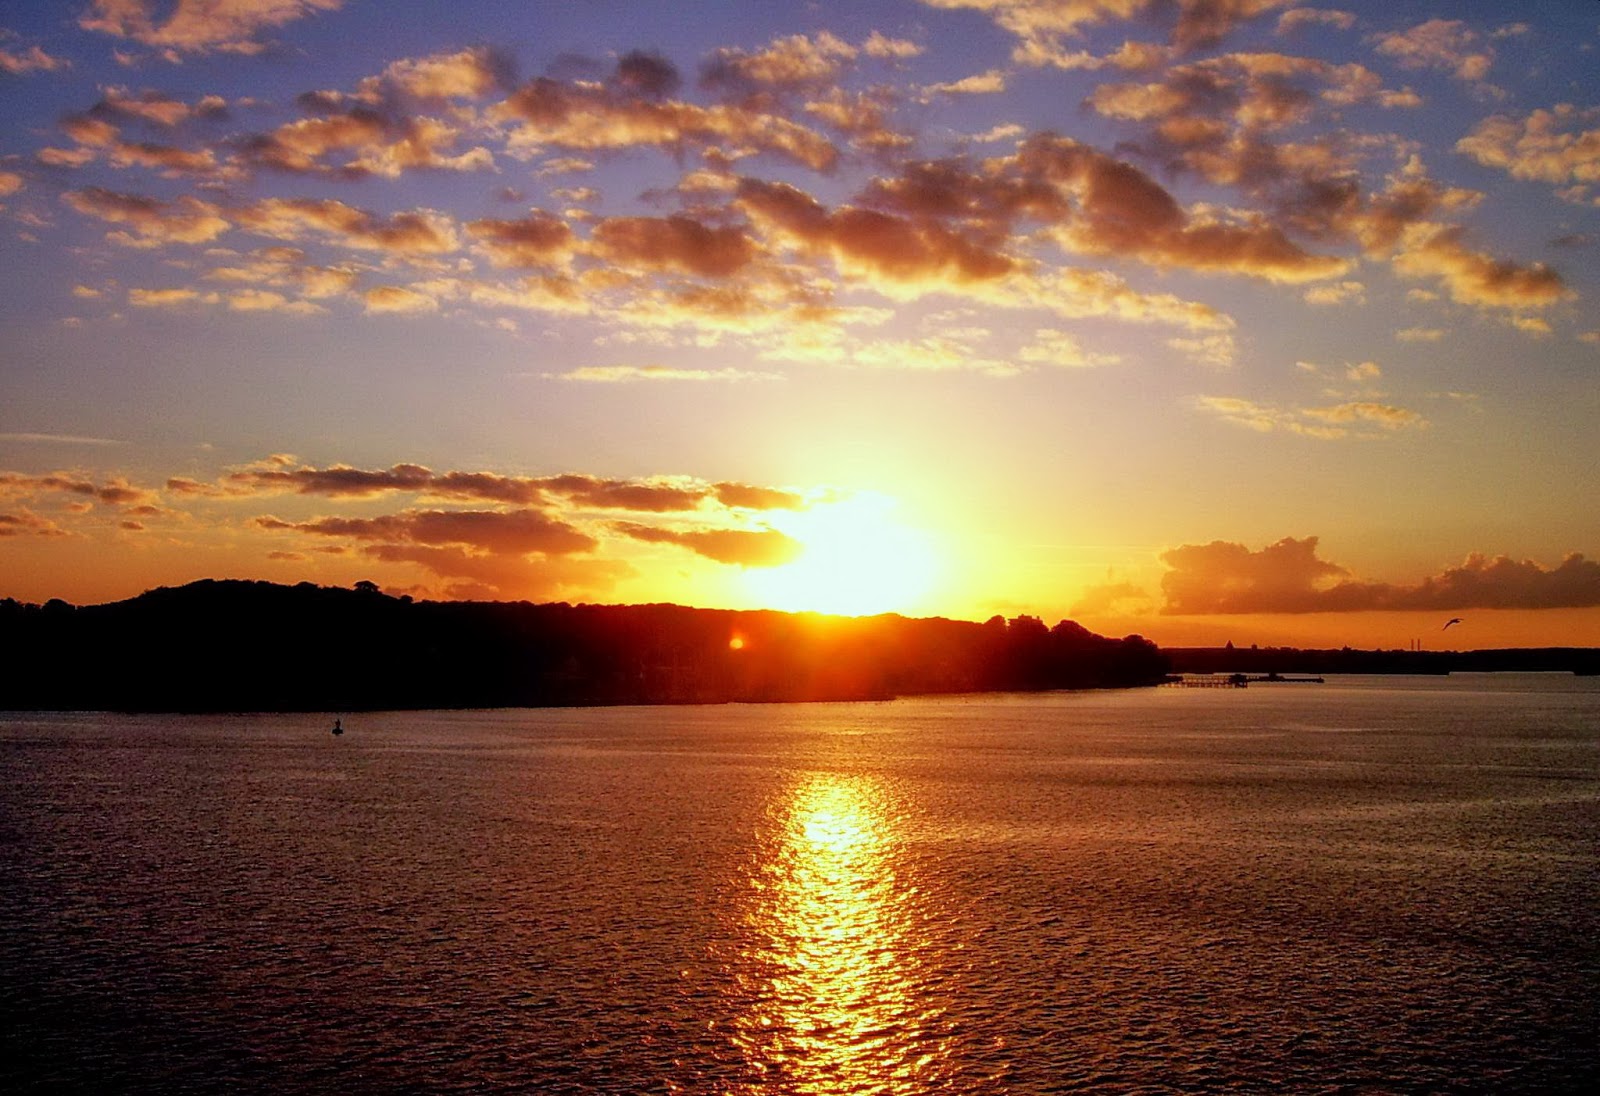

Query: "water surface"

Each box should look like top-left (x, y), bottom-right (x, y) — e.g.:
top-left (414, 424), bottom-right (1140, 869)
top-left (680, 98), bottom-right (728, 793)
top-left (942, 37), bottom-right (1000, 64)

top-left (3, 675), bottom-right (1597, 1092)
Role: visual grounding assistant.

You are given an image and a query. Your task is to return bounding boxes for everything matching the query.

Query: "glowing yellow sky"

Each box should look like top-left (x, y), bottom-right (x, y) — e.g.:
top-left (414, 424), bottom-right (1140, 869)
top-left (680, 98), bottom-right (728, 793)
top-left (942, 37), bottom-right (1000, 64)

top-left (2, 1), bottom-right (1597, 650)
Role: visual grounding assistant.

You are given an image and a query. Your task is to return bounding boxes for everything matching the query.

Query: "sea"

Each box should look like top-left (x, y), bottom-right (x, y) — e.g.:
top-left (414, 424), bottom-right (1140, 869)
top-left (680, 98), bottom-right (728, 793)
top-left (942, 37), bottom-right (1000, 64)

top-left (3, 674), bottom-right (1597, 1094)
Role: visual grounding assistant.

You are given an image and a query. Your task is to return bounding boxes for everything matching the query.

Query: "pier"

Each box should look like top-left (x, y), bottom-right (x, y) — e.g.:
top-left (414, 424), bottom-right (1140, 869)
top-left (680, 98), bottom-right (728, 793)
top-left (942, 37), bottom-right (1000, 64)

top-left (1164, 673), bottom-right (1325, 688)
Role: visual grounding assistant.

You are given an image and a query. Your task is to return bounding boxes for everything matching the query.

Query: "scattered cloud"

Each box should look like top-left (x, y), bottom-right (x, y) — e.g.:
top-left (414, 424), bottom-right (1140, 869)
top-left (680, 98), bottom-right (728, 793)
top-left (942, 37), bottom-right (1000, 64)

top-left (1393, 224), bottom-right (1569, 310)
top-left (79, 0), bottom-right (343, 58)
top-left (1, 43), bottom-right (70, 75)
top-left (1456, 105), bottom-right (1600, 188)
top-left (613, 521), bottom-right (803, 567)
top-left (1371, 19), bottom-right (1496, 85)
top-left (1161, 536), bottom-right (1600, 613)
top-left (1070, 579), bottom-right (1151, 616)
top-left (1198, 394), bottom-right (1423, 438)
top-left (550, 365), bottom-right (781, 383)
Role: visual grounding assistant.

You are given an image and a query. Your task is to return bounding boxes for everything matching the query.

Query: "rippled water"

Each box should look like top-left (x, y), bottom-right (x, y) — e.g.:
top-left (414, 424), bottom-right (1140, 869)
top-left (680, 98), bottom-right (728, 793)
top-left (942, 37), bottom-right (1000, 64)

top-left (4, 675), bottom-right (1597, 1093)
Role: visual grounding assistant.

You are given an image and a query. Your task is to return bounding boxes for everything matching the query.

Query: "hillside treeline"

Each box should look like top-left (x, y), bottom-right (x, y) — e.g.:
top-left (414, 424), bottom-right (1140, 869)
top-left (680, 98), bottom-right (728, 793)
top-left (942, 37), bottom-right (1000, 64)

top-left (0, 580), bottom-right (1171, 711)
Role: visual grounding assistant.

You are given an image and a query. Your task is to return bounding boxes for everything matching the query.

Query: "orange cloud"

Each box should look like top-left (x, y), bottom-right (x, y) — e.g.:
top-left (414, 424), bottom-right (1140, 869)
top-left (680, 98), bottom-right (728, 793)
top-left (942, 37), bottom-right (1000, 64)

top-left (1198, 395), bottom-right (1424, 438)
top-left (923, 0), bottom-right (1289, 63)
top-left (613, 521), bottom-right (803, 567)
top-left (360, 543), bottom-right (632, 600)
top-left (0, 471), bottom-right (158, 508)
top-left (551, 364), bottom-right (782, 383)
top-left (0, 44), bottom-right (70, 75)
top-left (63, 186), bottom-right (229, 246)
top-left (379, 47), bottom-right (510, 101)
top-left (1393, 225), bottom-right (1569, 310)
top-left (79, 0), bottom-right (342, 57)
top-left (467, 211), bottom-right (577, 268)
top-left (1162, 537), bottom-right (1600, 613)
top-left (701, 31), bottom-right (860, 92)
top-left (1456, 105), bottom-right (1600, 187)
top-left (1372, 18), bottom-right (1495, 84)
top-left (493, 71), bottom-right (838, 172)
top-left (257, 508), bottom-right (597, 556)
top-left (234, 197), bottom-right (458, 255)
top-left (0, 509), bottom-right (70, 537)
top-left (590, 214), bottom-right (758, 278)
top-left (181, 458), bottom-right (805, 515)
top-left (739, 177), bottom-right (1017, 289)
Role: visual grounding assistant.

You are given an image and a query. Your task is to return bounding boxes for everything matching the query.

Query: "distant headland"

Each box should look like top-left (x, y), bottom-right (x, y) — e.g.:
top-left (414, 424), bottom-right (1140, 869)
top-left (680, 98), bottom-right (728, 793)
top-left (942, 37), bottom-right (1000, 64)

top-left (1, 580), bottom-right (1593, 713)
top-left (0, 579), bottom-right (1169, 711)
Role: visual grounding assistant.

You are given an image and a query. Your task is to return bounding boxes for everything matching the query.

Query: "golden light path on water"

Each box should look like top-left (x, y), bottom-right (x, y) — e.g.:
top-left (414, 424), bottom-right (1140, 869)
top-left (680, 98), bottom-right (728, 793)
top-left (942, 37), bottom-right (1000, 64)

top-left (731, 772), bottom-right (952, 1094)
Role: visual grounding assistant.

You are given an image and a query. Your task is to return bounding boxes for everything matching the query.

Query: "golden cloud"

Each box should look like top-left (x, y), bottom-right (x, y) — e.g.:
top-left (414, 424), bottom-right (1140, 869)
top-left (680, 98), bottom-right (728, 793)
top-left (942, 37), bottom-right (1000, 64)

top-left (1456, 105), bottom-right (1600, 187)
top-left (612, 521), bottom-right (803, 567)
top-left (63, 186), bottom-right (229, 246)
top-left (1161, 537), bottom-right (1600, 613)
top-left (79, 0), bottom-right (343, 57)
top-left (1394, 225), bottom-right (1569, 310)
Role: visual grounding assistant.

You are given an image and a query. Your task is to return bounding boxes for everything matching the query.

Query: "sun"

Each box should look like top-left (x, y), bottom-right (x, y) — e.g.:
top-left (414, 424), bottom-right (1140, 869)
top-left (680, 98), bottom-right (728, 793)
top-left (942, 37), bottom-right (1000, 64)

top-left (742, 493), bottom-right (940, 616)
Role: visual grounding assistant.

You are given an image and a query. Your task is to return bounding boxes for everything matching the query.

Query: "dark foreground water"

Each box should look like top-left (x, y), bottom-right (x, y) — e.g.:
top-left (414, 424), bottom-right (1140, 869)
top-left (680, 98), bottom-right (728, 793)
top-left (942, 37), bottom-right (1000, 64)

top-left (3, 675), bottom-right (1597, 1093)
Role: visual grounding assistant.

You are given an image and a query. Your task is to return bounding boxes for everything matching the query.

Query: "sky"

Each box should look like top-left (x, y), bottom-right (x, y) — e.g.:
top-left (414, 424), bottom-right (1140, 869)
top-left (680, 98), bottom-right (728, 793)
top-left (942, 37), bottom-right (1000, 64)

top-left (1, 0), bottom-right (1597, 651)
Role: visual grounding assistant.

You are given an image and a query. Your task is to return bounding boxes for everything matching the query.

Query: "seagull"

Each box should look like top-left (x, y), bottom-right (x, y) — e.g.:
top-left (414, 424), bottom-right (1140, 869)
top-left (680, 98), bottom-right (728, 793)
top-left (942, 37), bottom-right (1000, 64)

top-left (1442, 617), bottom-right (1463, 630)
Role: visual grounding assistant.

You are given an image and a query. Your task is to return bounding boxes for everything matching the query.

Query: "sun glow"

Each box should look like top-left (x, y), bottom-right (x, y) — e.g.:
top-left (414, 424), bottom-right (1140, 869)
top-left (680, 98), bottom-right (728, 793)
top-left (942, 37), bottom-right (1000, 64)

top-left (743, 493), bottom-right (940, 616)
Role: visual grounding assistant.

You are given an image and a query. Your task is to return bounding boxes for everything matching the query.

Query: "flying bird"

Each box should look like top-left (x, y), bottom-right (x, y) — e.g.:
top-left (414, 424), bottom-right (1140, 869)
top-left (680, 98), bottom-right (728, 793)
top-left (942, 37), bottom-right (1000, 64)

top-left (1443, 618), bottom-right (1463, 630)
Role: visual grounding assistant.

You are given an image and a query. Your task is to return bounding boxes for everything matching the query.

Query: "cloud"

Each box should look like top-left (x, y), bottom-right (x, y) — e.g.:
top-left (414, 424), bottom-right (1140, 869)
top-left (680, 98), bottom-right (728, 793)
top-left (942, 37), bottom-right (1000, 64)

top-left (1393, 225), bottom-right (1569, 310)
top-left (852, 139), bottom-right (1348, 284)
top-left (1277, 9), bottom-right (1355, 35)
top-left (0, 433), bottom-right (124, 446)
top-left (79, 0), bottom-right (342, 57)
top-left (492, 68), bottom-right (838, 172)
top-left (613, 521), bottom-right (803, 567)
top-left (466, 211), bottom-right (577, 268)
top-left (804, 89), bottom-right (913, 150)
top-left (0, 470), bottom-right (157, 507)
top-left (204, 247), bottom-right (358, 301)
top-left (0, 509), bottom-right (69, 537)
top-left (1, 44), bottom-right (70, 75)
top-left (923, 0), bottom-right (1291, 63)
top-left (701, 31), bottom-right (860, 93)
top-left (1456, 105), bottom-right (1600, 187)
top-left (363, 285), bottom-right (438, 314)
top-left (234, 198), bottom-right (458, 255)
top-left (379, 47), bottom-right (511, 101)
top-left (1372, 18), bottom-right (1495, 84)
top-left (1070, 579), bottom-right (1151, 616)
top-left (1161, 537), bottom-right (1600, 613)
top-left (1021, 135), bottom-right (1349, 281)
top-left (129, 287), bottom-right (217, 308)
top-left (1018, 328), bottom-right (1121, 367)
top-left (1396, 326), bottom-right (1444, 342)
top-left (241, 105), bottom-right (494, 178)
top-left (713, 483), bottom-right (808, 511)
top-left (257, 508), bottom-right (597, 556)
top-left (360, 543), bottom-right (632, 599)
top-left (739, 177), bottom-right (1017, 289)
top-left (550, 365), bottom-right (781, 383)
top-left (177, 457), bottom-right (804, 516)
top-left (590, 214), bottom-right (758, 278)
top-left (1302, 280), bottom-right (1364, 306)
top-left (63, 187), bottom-right (229, 246)
top-left (87, 86), bottom-right (225, 126)
top-left (0, 171), bottom-right (21, 197)
top-left (1198, 395), bottom-right (1424, 438)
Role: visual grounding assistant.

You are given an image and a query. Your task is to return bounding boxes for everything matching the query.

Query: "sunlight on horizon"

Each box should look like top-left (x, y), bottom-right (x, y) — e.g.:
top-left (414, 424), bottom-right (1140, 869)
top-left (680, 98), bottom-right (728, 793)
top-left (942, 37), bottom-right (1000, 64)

top-left (744, 494), bottom-right (941, 617)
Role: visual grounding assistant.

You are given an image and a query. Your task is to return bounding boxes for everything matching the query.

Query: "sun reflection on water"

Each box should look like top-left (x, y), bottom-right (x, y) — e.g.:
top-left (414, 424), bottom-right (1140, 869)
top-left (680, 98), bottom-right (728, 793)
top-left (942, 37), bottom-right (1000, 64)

top-left (733, 772), bottom-right (949, 1093)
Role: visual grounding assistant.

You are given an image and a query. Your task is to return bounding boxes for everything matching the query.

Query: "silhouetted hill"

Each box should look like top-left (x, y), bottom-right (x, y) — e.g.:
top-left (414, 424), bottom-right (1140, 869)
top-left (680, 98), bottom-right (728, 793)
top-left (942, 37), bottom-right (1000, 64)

top-left (0, 580), bottom-right (1171, 712)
